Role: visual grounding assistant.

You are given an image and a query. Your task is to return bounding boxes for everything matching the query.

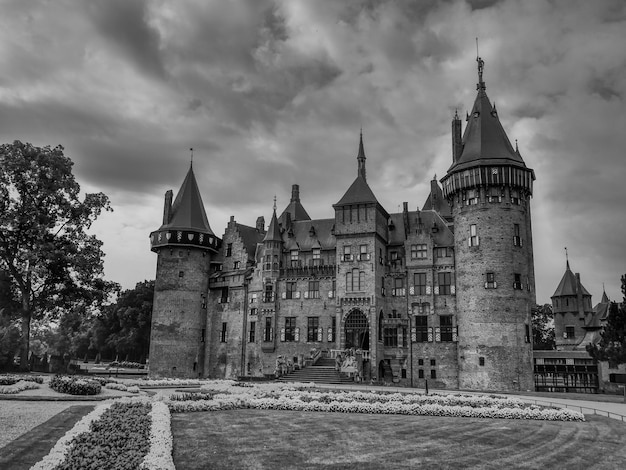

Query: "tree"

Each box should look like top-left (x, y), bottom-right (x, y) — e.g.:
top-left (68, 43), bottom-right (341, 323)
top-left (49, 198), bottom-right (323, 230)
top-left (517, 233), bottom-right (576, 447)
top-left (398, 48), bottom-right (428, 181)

top-left (90, 281), bottom-right (154, 363)
top-left (532, 303), bottom-right (555, 350)
top-left (588, 275), bottom-right (626, 366)
top-left (0, 141), bottom-right (116, 370)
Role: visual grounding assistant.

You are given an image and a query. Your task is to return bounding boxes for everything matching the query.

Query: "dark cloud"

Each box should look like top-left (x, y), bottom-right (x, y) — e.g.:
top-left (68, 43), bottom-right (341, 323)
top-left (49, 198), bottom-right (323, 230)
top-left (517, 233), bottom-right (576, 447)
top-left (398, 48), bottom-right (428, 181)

top-left (85, 0), bottom-right (166, 78)
top-left (1, 0), bottom-right (625, 301)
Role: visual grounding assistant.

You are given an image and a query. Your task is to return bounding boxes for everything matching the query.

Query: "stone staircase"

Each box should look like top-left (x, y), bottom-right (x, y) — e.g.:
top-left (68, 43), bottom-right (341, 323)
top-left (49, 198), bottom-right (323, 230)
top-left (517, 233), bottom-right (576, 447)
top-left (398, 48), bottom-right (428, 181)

top-left (278, 357), bottom-right (354, 385)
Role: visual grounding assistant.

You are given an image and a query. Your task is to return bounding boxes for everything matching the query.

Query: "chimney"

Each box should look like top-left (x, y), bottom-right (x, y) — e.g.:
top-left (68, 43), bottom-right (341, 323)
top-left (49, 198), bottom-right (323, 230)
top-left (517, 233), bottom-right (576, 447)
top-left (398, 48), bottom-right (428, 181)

top-left (163, 190), bottom-right (173, 225)
top-left (403, 202), bottom-right (409, 238)
top-left (452, 110), bottom-right (463, 162)
top-left (290, 184), bottom-right (300, 203)
top-left (430, 178), bottom-right (439, 211)
top-left (256, 216), bottom-right (265, 233)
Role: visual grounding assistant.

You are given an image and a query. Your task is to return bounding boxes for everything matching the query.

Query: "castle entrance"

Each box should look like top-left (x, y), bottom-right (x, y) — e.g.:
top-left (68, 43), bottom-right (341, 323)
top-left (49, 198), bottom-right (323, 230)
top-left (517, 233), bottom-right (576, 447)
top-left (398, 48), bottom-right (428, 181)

top-left (344, 310), bottom-right (369, 350)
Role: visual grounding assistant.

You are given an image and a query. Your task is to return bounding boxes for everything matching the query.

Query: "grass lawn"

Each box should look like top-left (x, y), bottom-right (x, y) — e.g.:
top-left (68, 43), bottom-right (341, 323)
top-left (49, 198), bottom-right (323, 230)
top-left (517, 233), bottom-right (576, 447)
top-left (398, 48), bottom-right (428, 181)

top-left (172, 409), bottom-right (626, 470)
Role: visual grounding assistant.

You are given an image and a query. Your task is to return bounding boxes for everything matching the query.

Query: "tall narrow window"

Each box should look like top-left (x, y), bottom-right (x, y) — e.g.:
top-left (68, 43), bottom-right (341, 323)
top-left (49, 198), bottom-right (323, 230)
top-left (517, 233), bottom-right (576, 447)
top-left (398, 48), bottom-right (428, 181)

top-left (290, 250), bottom-right (299, 267)
top-left (264, 317), bottom-right (272, 342)
top-left (359, 244), bottom-right (369, 261)
top-left (286, 281), bottom-right (297, 299)
top-left (249, 322), bottom-right (256, 343)
top-left (438, 272), bottom-right (452, 295)
top-left (264, 284), bottom-right (274, 302)
top-left (513, 224), bottom-right (522, 246)
top-left (415, 316), bottom-right (428, 342)
top-left (485, 272), bottom-right (496, 289)
top-left (307, 317), bottom-right (319, 342)
top-left (226, 243), bottom-right (232, 257)
top-left (384, 327), bottom-right (398, 347)
top-left (414, 273), bottom-right (427, 295)
top-left (220, 322), bottom-right (227, 342)
top-left (312, 248), bottom-right (321, 266)
top-left (513, 273), bottom-right (522, 290)
top-left (392, 277), bottom-right (405, 296)
top-left (469, 225), bottom-right (479, 247)
top-left (440, 316), bottom-right (453, 342)
top-left (285, 317), bottom-right (296, 342)
top-left (343, 245), bottom-right (352, 262)
top-left (308, 280), bottom-right (320, 299)
top-left (331, 316), bottom-right (336, 342)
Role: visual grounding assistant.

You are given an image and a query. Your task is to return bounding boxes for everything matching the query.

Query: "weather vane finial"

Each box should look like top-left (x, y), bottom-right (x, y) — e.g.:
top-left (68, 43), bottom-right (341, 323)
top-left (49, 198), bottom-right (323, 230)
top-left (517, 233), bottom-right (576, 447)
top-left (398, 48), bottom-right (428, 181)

top-left (476, 38), bottom-right (485, 88)
top-left (273, 195), bottom-right (277, 213)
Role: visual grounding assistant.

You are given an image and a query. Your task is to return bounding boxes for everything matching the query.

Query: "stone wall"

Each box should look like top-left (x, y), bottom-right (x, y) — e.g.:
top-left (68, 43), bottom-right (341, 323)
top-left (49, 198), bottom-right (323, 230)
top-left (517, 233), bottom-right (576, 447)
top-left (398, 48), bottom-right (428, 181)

top-left (149, 248), bottom-right (210, 378)
top-left (453, 188), bottom-right (535, 391)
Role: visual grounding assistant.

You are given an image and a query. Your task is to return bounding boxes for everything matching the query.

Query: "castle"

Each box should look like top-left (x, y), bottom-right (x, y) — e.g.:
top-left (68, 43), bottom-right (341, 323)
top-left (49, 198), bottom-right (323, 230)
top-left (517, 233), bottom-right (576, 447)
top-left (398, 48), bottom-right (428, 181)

top-left (148, 58), bottom-right (537, 392)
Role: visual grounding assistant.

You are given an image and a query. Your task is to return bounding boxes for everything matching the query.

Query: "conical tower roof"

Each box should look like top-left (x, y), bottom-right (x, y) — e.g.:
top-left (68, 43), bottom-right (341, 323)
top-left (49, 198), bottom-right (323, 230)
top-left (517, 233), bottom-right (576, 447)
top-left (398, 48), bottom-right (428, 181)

top-left (552, 261), bottom-right (591, 298)
top-left (336, 132), bottom-right (380, 206)
top-left (448, 58), bottom-right (527, 173)
top-left (161, 165), bottom-right (215, 234)
top-left (264, 207), bottom-right (282, 243)
top-left (150, 164), bottom-right (219, 252)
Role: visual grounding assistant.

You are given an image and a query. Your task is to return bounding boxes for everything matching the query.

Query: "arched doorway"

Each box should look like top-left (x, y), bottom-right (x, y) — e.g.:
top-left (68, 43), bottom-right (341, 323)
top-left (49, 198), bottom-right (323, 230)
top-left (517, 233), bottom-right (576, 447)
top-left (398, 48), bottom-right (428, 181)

top-left (344, 309), bottom-right (369, 350)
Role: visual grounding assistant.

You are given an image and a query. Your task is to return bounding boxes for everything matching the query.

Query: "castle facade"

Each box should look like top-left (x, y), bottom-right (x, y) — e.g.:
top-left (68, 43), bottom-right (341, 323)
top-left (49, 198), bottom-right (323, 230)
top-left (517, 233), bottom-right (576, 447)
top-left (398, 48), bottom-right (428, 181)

top-left (148, 60), bottom-right (537, 392)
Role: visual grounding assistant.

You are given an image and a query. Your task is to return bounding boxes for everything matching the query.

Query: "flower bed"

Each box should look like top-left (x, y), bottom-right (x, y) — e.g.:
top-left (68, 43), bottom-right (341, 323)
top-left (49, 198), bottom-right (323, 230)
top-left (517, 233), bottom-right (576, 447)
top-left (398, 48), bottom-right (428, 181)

top-left (105, 382), bottom-right (140, 394)
top-left (169, 382), bottom-right (585, 422)
top-left (128, 378), bottom-right (201, 387)
top-left (0, 374), bottom-right (45, 385)
top-left (0, 380), bottom-right (41, 394)
top-left (31, 398), bottom-right (175, 470)
top-left (49, 376), bottom-right (102, 395)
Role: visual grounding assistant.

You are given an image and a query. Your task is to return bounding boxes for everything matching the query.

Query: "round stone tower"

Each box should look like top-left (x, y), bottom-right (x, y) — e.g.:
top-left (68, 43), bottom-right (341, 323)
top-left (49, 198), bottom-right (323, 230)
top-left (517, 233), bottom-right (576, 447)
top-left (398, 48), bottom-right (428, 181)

top-left (148, 164), bottom-right (219, 378)
top-left (440, 57), bottom-right (536, 391)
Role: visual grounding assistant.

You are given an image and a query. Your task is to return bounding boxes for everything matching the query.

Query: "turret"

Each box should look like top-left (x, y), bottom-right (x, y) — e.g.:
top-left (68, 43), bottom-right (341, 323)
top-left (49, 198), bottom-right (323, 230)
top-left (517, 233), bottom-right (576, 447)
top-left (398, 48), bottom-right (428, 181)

top-left (148, 164), bottom-right (220, 378)
top-left (440, 57), bottom-right (536, 391)
top-left (551, 259), bottom-right (593, 349)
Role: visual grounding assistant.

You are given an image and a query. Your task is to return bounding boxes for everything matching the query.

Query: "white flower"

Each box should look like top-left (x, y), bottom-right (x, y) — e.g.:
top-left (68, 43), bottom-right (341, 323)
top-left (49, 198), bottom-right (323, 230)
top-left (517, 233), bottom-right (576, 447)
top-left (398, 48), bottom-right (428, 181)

top-left (140, 402), bottom-right (175, 470)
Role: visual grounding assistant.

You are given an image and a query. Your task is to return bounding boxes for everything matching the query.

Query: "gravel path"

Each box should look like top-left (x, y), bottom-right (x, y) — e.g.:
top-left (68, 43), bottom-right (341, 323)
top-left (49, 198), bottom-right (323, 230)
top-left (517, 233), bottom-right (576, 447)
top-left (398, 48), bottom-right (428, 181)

top-left (0, 401), bottom-right (82, 449)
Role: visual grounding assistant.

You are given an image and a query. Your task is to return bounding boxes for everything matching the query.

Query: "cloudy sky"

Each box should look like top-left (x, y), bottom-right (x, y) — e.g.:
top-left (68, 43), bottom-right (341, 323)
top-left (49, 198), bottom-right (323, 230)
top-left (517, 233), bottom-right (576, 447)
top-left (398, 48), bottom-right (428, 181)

top-left (1, 0), bottom-right (624, 304)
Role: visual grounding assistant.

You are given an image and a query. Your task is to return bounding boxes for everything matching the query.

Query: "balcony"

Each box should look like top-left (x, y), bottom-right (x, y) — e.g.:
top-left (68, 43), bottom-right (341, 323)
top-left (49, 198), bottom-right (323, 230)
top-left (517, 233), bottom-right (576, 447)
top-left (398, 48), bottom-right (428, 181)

top-left (341, 296), bottom-right (371, 307)
top-left (280, 264), bottom-right (336, 278)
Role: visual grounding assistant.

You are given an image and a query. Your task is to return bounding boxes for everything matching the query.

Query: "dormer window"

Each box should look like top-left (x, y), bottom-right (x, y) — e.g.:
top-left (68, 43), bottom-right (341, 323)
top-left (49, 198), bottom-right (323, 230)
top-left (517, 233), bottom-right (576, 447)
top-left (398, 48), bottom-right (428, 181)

top-left (312, 248), bottom-right (321, 266)
top-left (290, 250), bottom-right (299, 267)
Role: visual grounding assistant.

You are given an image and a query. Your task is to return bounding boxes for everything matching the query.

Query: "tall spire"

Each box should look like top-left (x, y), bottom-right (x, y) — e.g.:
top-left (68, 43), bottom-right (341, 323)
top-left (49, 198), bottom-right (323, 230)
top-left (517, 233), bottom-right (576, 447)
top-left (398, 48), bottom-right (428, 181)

top-left (565, 247), bottom-right (570, 270)
top-left (264, 199), bottom-right (282, 243)
top-left (357, 129), bottom-right (366, 180)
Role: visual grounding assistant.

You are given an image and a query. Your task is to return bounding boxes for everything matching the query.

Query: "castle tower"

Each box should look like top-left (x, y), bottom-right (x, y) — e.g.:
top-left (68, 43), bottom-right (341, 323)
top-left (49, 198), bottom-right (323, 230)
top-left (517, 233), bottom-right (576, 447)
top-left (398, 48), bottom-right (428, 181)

top-left (148, 164), bottom-right (220, 377)
top-left (440, 57), bottom-right (536, 391)
top-left (333, 132), bottom-right (389, 380)
top-left (551, 259), bottom-right (593, 349)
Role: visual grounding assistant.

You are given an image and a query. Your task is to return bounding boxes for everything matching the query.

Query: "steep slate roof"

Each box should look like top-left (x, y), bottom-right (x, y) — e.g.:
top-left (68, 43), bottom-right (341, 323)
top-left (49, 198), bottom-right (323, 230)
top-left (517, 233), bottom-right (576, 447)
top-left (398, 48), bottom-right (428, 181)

top-left (552, 262), bottom-right (592, 298)
top-left (160, 165), bottom-right (215, 235)
top-left (448, 59), bottom-right (527, 173)
top-left (263, 209), bottom-right (282, 243)
top-left (279, 184), bottom-right (311, 224)
top-left (236, 223), bottom-right (265, 259)
top-left (288, 219), bottom-right (336, 250)
top-left (387, 210), bottom-right (454, 246)
top-left (422, 177), bottom-right (452, 219)
top-left (336, 133), bottom-right (380, 206)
